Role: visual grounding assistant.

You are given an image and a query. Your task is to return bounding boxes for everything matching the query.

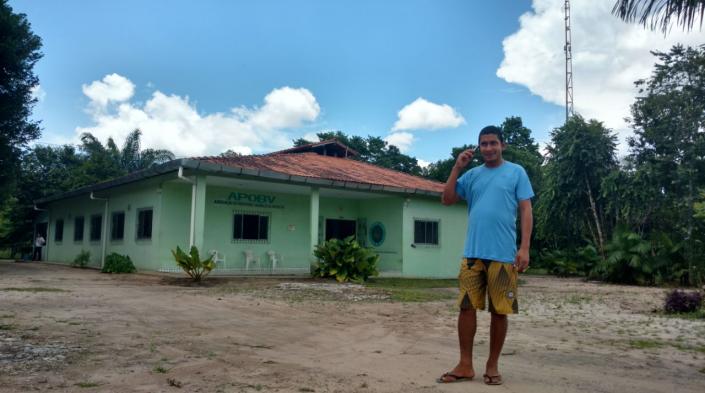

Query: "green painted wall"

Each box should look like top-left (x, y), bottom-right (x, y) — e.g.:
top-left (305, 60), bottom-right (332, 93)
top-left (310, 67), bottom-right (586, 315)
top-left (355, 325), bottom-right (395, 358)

top-left (45, 196), bottom-right (105, 268)
top-left (197, 185), bottom-right (313, 271)
top-left (156, 181), bottom-right (192, 269)
top-left (43, 173), bottom-right (467, 278)
top-left (45, 179), bottom-right (164, 269)
top-left (401, 197), bottom-right (468, 278)
top-left (358, 197), bottom-right (403, 274)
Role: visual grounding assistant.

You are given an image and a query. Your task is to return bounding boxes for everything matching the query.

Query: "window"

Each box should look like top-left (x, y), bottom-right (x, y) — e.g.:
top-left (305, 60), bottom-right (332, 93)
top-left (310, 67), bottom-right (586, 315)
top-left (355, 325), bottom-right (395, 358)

top-left (74, 216), bottom-right (84, 242)
top-left (111, 211), bottom-right (125, 241)
top-left (136, 209), bottom-right (153, 240)
top-left (90, 215), bottom-right (102, 241)
top-left (233, 212), bottom-right (269, 241)
top-left (54, 219), bottom-right (64, 242)
top-left (414, 219), bottom-right (439, 245)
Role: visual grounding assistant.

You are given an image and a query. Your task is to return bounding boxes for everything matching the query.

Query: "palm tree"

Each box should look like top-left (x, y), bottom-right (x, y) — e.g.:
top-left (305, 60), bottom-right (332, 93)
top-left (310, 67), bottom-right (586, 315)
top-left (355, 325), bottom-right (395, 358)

top-left (613, 0), bottom-right (705, 33)
top-left (80, 129), bottom-right (175, 173)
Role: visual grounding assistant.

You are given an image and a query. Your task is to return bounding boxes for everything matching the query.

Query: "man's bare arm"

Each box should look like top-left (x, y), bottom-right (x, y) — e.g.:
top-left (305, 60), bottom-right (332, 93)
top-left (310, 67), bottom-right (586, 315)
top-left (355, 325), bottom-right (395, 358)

top-left (441, 149), bottom-right (474, 206)
top-left (514, 199), bottom-right (533, 272)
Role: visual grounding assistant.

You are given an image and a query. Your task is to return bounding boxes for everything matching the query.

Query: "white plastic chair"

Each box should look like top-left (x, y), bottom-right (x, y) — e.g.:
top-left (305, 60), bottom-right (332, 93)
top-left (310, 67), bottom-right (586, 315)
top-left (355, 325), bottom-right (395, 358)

top-left (266, 250), bottom-right (282, 272)
top-left (243, 250), bottom-right (259, 270)
top-left (210, 250), bottom-right (226, 270)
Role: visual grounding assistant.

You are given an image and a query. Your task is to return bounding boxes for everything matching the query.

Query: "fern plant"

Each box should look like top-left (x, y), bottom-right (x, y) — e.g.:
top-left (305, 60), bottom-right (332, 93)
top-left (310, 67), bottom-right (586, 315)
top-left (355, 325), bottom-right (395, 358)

top-left (171, 245), bottom-right (215, 282)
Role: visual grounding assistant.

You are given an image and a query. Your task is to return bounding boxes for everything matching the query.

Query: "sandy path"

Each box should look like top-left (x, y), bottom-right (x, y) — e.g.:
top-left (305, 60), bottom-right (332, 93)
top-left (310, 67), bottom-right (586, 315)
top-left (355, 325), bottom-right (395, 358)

top-left (1, 261), bottom-right (704, 392)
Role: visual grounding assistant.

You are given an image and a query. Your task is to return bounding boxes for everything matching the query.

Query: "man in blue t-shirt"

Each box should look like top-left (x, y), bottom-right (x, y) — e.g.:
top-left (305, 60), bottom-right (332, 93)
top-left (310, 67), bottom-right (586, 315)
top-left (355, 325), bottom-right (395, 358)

top-left (437, 125), bottom-right (534, 386)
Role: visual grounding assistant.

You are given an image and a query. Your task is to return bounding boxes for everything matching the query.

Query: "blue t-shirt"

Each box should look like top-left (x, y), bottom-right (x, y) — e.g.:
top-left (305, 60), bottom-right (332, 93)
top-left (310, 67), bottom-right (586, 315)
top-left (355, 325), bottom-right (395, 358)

top-left (455, 161), bottom-right (534, 263)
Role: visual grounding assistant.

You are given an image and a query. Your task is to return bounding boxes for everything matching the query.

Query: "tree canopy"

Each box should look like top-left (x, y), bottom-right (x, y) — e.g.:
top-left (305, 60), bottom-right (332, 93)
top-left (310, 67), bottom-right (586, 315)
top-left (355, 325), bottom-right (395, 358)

top-left (612, 0), bottom-right (705, 33)
top-left (0, 0), bottom-right (43, 204)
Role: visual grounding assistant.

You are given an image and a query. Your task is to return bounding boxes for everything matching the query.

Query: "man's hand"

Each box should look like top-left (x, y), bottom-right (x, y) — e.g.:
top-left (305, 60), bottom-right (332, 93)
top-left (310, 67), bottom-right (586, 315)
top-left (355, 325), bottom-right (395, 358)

top-left (454, 149), bottom-right (474, 170)
top-left (514, 248), bottom-right (530, 273)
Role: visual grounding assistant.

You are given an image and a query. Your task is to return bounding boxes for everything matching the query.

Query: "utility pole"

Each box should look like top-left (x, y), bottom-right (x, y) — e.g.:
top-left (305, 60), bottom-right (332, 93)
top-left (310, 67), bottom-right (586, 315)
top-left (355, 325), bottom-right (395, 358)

top-left (564, 0), bottom-right (574, 122)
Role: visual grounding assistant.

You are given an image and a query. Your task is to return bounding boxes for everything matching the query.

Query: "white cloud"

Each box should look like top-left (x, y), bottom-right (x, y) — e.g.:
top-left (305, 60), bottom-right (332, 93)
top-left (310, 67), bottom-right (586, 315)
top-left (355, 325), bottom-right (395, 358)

top-left (82, 73), bottom-right (135, 108)
top-left (302, 132), bottom-right (320, 142)
top-left (417, 159), bottom-right (431, 168)
top-left (31, 84), bottom-right (46, 102)
top-left (497, 0), bottom-right (702, 149)
top-left (384, 131), bottom-right (414, 153)
top-left (76, 74), bottom-right (321, 157)
top-left (392, 98), bottom-right (465, 131)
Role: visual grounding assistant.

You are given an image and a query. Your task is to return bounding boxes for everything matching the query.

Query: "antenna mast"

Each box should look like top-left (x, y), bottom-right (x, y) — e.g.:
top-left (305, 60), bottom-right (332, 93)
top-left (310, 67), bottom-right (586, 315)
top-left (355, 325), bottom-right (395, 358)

top-left (564, 0), bottom-right (574, 122)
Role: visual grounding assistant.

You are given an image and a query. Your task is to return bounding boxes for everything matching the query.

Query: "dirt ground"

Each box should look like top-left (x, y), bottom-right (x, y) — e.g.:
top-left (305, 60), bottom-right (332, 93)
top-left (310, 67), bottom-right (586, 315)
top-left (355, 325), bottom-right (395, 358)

top-left (1, 261), bottom-right (704, 393)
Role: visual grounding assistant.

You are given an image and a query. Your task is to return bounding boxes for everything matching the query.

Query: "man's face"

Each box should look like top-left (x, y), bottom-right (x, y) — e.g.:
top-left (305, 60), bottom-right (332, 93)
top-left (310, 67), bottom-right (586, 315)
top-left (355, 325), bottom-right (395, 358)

top-left (478, 133), bottom-right (505, 164)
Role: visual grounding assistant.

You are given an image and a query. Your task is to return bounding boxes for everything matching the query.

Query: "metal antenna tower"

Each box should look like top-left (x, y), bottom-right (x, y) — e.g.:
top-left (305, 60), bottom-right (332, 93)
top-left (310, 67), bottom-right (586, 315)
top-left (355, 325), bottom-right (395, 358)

top-left (564, 0), bottom-right (574, 122)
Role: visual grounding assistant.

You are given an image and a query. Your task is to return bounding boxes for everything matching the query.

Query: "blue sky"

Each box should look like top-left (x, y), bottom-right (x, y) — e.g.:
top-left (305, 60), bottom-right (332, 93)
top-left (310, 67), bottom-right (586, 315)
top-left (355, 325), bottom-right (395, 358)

top-left (12, 0), bottom-right (701, 164)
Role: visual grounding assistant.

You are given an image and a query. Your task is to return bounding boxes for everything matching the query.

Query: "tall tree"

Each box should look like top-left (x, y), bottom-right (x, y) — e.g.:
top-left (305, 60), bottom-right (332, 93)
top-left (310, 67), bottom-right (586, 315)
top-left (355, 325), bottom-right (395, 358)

top-left (0, 0), bottom-right (43, 203)
top-left (77, 129), bottom-right (174, 184)
top-left (626, 45), bottom-right (705, 284)
top-left (536, 116), bottom-right (618, 258)
top-left (0, 145), bottom-right (83, 251)
top-left (613, 0), bottom-right (705, 33)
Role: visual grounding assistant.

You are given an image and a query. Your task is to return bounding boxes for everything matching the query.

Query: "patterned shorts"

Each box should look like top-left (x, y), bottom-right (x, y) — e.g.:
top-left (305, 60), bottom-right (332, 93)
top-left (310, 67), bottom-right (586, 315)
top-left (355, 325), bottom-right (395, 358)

top-left (457, 258), bottom-right (518, 315)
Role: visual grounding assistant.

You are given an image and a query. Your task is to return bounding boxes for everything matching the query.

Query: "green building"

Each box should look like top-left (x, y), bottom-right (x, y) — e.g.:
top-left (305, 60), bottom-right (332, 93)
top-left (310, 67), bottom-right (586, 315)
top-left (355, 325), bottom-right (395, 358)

top-left (34, 140), bottom-right (467, 278)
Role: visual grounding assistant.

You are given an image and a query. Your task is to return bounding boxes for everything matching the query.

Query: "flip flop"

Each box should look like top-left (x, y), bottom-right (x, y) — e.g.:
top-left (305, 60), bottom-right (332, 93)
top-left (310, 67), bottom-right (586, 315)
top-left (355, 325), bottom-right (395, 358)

top-left (483, 374), bottom-right (503, 385)
top-left (436, 372), bottom-right (474, 383)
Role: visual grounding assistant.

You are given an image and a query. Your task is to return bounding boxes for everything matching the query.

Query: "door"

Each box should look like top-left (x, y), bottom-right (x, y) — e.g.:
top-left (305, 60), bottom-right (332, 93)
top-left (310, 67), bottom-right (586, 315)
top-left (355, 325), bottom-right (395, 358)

top-left (325, 219), bottom-right (356, 241)
top-left (35, 222), bottom-right (48, 261)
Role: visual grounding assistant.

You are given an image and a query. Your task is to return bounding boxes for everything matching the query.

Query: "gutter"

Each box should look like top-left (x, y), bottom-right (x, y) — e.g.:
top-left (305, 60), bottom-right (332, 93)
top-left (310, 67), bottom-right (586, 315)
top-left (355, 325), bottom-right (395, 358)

top-left (90, 192), bottom-right (109, 270)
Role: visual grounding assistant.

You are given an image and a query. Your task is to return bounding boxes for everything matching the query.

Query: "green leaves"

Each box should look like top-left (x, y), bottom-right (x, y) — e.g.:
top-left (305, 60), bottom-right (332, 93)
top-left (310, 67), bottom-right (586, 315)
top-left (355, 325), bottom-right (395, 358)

top-left (171, 245), bottom-right (215, 282)
top-left (312, 236), bottom-right (379, 283)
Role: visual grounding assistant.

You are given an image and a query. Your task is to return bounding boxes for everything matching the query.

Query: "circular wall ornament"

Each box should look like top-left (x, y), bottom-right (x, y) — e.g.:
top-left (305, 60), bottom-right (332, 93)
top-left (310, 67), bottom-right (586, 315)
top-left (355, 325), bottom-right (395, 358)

top-left (369, 222), bottom-right (386, 247)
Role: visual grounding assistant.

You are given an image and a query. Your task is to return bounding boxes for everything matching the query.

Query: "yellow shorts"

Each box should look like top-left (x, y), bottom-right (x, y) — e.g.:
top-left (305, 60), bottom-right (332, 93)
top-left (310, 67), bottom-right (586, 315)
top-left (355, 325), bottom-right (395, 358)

top-left (457, 258), bottom-right (518, 315)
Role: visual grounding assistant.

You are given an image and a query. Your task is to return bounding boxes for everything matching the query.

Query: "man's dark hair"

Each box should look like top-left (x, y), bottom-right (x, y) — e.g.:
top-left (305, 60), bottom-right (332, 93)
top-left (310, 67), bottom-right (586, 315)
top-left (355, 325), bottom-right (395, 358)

top-left (478, 125), bottom-right (504, 144)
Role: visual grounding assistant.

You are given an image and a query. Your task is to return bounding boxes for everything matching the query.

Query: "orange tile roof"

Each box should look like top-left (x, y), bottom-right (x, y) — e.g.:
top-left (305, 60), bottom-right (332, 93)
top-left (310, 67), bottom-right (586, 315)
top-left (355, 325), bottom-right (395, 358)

top-left (200, 152), bottom-right (444, 194)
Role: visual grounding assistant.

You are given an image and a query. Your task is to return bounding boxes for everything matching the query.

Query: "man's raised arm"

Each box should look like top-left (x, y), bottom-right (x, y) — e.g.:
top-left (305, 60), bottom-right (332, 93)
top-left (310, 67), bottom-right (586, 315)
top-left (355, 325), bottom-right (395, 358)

top-left (441, 149), bottom-right (473, 205)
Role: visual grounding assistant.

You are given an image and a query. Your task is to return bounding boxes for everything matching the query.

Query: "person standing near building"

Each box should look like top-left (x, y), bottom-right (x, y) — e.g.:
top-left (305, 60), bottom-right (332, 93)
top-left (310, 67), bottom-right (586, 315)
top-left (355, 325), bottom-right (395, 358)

top-left (437, 125), bottom-right (534, 386)
top-left (33, 234), bottom-right (45, 261)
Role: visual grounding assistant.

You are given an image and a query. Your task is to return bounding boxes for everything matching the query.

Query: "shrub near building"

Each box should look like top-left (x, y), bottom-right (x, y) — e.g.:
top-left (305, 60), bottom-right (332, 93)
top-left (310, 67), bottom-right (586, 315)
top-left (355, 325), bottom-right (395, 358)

top-left (102, 253), bottom-right (136, 274)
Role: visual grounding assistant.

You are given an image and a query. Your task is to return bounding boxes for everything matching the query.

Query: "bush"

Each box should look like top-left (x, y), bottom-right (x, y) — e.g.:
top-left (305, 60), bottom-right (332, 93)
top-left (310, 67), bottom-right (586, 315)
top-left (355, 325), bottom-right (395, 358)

top-left (596, 228), bottom-right (659, 285)
top-left (171, 245), bottom-right (215, 282)
top-left (537, 248), bottom-right (578, 277)
top-left (72, 250), bottom-right (90, 268)
top-left (313, 236), bottom-right (379, 283)
top-left (102, 253), bottom-right (136, 273)
top-left (664, 289), bottom-right (703, 313)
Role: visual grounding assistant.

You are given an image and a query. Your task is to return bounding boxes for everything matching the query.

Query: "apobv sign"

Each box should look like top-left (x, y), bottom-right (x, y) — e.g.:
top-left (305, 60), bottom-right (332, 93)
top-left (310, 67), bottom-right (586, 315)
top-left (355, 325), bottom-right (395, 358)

top-left (213, 192), bottom-right (284, 209)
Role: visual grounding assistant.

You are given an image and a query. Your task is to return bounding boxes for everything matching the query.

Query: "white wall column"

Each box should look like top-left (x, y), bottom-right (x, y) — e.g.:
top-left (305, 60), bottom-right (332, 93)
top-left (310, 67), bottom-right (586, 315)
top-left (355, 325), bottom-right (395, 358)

top-left (193, 175), bottom-right (207, 251)
top-left (309, 187), bottom-right (320, 263)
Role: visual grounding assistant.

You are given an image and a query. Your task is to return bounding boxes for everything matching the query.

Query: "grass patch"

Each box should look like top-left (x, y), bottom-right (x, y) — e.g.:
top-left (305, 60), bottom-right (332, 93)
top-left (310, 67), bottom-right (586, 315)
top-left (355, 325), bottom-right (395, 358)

top-left (629, 339), bottom-right (664, 350)
top-left (385, 288), bottom-right (454, 302)
top-left (565, 294), bottom-right (593, 305)
top-left (365, 278), bottom-right (456, 289)
top-left (0, 324), bottom-right (16, 331)
top-left (0, 287), bottom-right (68, 293)
top-left (75, 382), bottom-right (100, 388)
top-left (671, 342), bottom-right (705, 353)
top-left (153, 365), bottom-right (168, 374)
top-left (522, 268), bottom-right (549, 276)
top-left (365, 278), bottom-right (456, 303)
top-left (659, 309), bottom-right (705, 320)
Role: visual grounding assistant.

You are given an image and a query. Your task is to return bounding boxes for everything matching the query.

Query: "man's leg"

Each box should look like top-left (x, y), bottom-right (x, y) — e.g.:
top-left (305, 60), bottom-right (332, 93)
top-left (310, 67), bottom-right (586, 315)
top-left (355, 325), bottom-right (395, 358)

top-left (456, 307), bottom-right (477, 376)
top-left (486, 312), bottom-right (507, 378)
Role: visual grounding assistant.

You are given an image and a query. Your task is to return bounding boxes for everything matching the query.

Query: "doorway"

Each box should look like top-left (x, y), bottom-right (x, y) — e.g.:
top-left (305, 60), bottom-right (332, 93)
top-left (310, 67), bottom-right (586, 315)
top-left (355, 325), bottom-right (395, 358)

top-left (325, 219), bottom-right (356, 241)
